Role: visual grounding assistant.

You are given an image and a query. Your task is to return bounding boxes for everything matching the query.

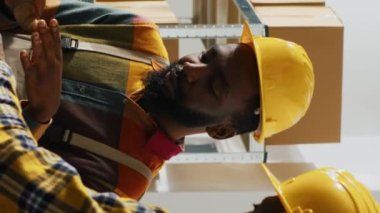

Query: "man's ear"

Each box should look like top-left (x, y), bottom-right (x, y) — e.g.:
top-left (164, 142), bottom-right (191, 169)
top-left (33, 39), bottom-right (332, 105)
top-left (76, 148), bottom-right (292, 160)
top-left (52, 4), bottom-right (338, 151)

top-left (206, 122), bottom-right (236, 140)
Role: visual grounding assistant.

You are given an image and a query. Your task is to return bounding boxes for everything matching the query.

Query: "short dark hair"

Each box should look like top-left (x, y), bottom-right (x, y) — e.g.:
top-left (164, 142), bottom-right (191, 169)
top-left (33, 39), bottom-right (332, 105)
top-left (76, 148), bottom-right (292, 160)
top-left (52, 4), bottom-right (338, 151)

top-left (231, 95), bottom-right (260, 135)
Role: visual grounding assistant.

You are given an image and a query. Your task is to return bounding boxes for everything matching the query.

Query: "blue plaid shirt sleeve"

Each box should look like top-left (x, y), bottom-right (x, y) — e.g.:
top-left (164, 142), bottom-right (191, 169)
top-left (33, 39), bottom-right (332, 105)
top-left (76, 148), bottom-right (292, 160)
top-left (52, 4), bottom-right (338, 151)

top-left (0, 60), bottom-right (168, 213)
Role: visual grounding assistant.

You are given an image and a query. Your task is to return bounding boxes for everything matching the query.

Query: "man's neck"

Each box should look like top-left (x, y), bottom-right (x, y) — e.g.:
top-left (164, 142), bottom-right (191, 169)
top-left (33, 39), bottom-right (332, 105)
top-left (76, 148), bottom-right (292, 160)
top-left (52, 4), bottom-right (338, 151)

top-left (136, 98), bottom-right (205, 142)
top-left (151, 114), bottom-right (186, 141)
top-left (151, 113), bottom-right (205, 142)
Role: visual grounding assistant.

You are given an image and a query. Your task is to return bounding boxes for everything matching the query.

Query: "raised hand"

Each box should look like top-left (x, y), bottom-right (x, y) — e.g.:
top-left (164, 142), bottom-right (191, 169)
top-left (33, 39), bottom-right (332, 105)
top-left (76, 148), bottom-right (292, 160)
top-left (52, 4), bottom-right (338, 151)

top-left (20, 19), bottom-right (62, 123)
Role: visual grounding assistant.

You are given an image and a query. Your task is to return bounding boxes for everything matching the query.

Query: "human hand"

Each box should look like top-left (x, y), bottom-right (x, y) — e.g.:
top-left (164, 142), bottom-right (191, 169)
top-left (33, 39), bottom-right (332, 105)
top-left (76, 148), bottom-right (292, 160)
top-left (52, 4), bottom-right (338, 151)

top-left (20, 19), bottom-right (62, 123)
top-left (5, 0), bottom-right (46, 32)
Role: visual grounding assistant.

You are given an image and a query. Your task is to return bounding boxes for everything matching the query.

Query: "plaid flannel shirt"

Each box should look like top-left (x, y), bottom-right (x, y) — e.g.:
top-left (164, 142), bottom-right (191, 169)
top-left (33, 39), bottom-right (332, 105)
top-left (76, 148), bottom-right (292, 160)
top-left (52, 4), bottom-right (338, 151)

top-left (0, 0), bottom-right (181, 200)
top-left (0, 60), bottom-right (168, 212)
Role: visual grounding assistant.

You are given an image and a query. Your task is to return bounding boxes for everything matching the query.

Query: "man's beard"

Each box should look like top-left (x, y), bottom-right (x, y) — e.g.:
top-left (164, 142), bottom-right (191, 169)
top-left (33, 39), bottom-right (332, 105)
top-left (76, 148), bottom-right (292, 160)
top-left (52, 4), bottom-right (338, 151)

top-left (139, 62), bottom-right (221, 128)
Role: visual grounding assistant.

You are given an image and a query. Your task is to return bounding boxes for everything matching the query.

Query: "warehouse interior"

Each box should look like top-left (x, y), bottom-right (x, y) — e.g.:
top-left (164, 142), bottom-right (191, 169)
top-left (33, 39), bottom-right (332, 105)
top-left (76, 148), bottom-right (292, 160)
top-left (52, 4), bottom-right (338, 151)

top-left (1, 0), bottom-right (379, 212)
top-left (139, 0), bottom-right (380, 212)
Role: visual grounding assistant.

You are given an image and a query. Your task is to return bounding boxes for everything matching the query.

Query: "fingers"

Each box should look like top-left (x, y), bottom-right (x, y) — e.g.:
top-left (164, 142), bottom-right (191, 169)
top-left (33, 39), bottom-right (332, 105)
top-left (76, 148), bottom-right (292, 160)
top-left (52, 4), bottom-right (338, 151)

top-left (49, 19), bottom-right (62, 59)
top-left (49, 19), bottom-right (61, 42)
top-left (19, 32), bottom-right (42, 69)
top-left (30, 32), bottom-right (44, 66)
top-left (23, 18), bottom-right (62, 72)
top-left (19, 21), bottom-right (46, 74)
top-left (36, 20), bottom-right (54, 61)
top-left (20, 50), bottom-right (32, 73)
top-left (35, 19), bottom-right (61, 62)
top-left (31, 19), bottom-right (39, 32)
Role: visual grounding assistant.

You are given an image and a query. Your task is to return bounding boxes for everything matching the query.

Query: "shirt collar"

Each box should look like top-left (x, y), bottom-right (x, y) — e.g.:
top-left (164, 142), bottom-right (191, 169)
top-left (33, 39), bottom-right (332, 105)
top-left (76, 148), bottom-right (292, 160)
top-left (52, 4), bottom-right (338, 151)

top-left (144, 130), bottom-right (184, 160)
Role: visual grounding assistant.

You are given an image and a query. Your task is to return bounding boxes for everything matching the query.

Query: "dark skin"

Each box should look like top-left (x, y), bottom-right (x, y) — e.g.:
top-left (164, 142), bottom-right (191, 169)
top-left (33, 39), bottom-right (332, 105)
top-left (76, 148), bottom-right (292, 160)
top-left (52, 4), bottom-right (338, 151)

top-left (247, 196), bottom-right (285, 213)
top-left (153, 43), bottom-right (260, 141)
top-left (20, 19), bottom-right (62, 123)
top-left (5, 1), bottom-right (62, 122)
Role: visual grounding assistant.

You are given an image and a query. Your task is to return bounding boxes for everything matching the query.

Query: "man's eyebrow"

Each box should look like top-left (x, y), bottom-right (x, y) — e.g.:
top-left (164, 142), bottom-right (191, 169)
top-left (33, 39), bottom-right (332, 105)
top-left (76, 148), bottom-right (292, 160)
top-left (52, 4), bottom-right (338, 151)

top-left (205, 45), bottom-right (219, 59)
top-left (211, 45), bottom-right (221, 57)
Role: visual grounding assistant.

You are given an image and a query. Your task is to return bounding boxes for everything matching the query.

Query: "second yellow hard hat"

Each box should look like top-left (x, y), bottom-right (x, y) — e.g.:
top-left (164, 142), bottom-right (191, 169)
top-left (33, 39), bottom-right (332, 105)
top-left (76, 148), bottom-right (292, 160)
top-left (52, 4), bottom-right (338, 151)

top-left (262, 164), bottom-right (380, 213)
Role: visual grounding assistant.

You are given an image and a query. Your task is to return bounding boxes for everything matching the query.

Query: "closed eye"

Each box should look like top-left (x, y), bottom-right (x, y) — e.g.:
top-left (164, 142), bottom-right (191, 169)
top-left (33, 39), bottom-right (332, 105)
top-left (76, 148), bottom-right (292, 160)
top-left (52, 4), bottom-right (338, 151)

top-left (199, 51), bottom-right (208, 63)
top-left (200, 46), bottom-right (218, 64)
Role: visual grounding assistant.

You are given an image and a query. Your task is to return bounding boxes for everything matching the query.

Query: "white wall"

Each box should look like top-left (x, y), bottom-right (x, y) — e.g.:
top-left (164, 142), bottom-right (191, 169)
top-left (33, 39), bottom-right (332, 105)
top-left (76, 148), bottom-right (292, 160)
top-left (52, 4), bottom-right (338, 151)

top-left (327, 0), bottom-right (380, 137)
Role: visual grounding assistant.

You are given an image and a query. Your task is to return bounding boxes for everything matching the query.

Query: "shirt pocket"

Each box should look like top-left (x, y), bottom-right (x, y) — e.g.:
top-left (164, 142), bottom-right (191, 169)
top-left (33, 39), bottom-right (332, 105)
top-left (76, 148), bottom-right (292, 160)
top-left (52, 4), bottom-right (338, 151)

top-left (55, 78), bottom-right (127, 145)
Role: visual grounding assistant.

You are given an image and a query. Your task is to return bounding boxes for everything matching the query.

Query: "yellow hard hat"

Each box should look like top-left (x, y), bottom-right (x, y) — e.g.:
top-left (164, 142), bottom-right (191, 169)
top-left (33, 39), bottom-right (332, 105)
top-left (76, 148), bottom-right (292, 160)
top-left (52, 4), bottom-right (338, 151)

top-left (240, 22), bottom-right (315, 143)
top-left (262, 164), bottom-right (380, 213)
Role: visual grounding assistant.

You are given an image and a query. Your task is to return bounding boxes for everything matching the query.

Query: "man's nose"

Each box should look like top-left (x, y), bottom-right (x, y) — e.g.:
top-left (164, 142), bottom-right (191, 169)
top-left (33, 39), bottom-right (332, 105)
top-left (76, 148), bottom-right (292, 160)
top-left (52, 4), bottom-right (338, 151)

top-left (182, 62), bottom-right (209, 83)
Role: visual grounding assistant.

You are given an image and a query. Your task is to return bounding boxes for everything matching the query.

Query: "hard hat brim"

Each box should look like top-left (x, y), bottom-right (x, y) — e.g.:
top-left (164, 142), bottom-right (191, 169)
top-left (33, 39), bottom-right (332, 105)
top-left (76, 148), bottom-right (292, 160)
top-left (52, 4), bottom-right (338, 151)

top-left (240, 22), bottom-right (266, 143)
top-left (261, 164), bottom-right (293, 212)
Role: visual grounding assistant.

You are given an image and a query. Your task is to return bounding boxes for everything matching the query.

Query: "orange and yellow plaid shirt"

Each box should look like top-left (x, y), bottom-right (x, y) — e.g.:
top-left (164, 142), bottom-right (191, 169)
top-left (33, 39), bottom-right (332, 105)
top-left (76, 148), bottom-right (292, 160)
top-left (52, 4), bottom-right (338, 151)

top-left (0, 60), bottom-right (168, 212)
top-left (1, 0), bottom-right (182, 200)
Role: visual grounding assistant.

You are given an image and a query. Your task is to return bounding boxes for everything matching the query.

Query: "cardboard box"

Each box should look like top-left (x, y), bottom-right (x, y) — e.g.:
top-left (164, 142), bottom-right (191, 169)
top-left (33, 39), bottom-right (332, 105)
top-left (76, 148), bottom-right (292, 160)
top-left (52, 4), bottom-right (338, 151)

top-left (197, 0), bottom-right (325, 28)
top-left (254, 6), bottom-right (344, 145)
top-left (251, 0), bottom-right (325, 6)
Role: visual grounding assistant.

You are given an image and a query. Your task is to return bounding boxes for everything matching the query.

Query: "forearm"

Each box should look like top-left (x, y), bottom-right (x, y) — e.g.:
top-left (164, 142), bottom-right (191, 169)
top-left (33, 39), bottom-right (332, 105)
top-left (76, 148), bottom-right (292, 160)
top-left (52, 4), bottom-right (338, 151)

top-left (0, 60), bottom-right (167, 212)
top-left (22, 104), bottom-right (52, 140)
